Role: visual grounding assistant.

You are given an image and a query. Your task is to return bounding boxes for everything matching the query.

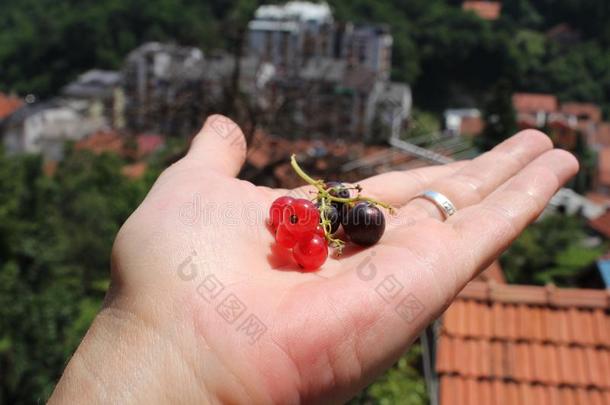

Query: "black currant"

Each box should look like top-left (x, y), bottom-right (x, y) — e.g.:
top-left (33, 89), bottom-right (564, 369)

top-left (343, 202), bottom-right (385, 246)
top-left (325, 181), bottom-right (350, 222)
top-left (316, 201), bottom-right (341, 234)
top-left (325, 181), bottom-right (350, 199)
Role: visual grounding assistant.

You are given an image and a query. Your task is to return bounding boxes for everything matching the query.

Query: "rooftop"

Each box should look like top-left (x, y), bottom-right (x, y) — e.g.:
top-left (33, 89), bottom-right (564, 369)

top-left (589, 210), bottom-right (610, 239)
top-left (243, 130), bottom-right (429, 189)
top-left (513, 93), bottom-right (559, 114)
top-left (0, 93), bottom-right (24, 120)
top-left (254, 1), bottom-right (333, 23)
top-left (74, 130), bottom-right (124, 155)
top-left (462, 1), bottom-right (502, 21)
top-left (598, 148), bottom-right (610, 187)
top-left (436, 281), bottom-right (610, 404)
top-left (561, 102), bottom-right (602, 124)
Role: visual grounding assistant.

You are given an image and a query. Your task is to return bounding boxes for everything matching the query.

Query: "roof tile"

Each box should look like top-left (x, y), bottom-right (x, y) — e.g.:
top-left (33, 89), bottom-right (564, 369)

top-left (462, 1), bottom-right (502, 20)
top-left (544, 344), bottom-right (560, 385)
top-left (513, 93), bottom-right (558, 114)
top-left (0, 93), bottom-right (23, 119)
top-left (438, 281), bottom-right (610, 403)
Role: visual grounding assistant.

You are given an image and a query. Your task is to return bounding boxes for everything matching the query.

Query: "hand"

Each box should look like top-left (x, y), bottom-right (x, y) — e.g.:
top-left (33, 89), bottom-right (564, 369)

top-left (50, 115), bottom-right (578, 404)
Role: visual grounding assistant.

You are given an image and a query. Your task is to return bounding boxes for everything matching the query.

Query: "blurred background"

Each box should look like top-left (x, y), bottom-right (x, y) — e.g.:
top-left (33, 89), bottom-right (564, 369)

top-left (1, 0), bottom-right (609, 403)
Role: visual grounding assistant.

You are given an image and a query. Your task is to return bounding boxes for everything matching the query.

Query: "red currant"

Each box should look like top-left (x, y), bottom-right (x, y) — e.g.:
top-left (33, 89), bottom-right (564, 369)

top-left (269, 196), bottom-right (295, 229)
top-left (314, 225), bottom-right (325, 238)
top-left (283, 198), bottom-right (319, 234)
top-left (293, 234), bottom-right (328, 270)
top-left (276, 223), bottom-right (297, 248)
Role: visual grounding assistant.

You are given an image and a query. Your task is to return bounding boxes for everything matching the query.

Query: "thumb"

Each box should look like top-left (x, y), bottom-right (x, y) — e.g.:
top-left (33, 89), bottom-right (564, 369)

top-left (186, 114), bottom-right (247, 177)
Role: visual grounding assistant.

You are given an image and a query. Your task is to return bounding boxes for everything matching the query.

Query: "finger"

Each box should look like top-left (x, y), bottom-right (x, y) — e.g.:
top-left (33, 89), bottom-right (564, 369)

top-left (186, 114), bottom-right (247, 177)
top-left (448, 148), bottom-right (579, 283)
top-left (395, 129), bottom-right (553, 224)
top-left (354, 161), bottom-right (468, 206)
top-left (307, 149), bottom-right (577, 393)
top-left (272, 161), bottom-right (467, 205)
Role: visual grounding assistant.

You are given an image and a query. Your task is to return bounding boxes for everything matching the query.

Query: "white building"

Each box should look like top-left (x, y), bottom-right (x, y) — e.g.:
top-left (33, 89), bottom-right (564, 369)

top-left (444, 108), bottom-right (482, 136)
top-left (2, 100), bottom-right (106, 160)
top-left (246, 2), bottom-right (392, 79)
top-left (123, 42), bottom-right (205, 134)
top-left (247, 1), bottom-right (335, 74)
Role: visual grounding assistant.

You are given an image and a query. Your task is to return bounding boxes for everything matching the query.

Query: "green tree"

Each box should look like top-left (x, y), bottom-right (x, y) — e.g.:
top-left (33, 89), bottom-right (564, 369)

top-left (0, 146), bottom-right (152, 403)
top-left (476, 79), bottom-right (517, 151)
top-left (349, 345), bottom-right (428, 405)
top-left (501, 213), bottom-right (605, 286)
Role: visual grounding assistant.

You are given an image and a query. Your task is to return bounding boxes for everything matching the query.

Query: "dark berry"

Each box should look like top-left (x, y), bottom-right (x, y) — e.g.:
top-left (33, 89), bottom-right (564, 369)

top-left (293, 234), bottom-right (328, 270)
top-left (325, 181), bottom-right (350, 199)
top-left (283, 198), bottom-right (320, 234)
top-left (343, 202), bottom-right (385, 246)
top-left (315, 201), bottom-right (341, 234)
top-left (325, 182), bottom-right (350, 224)
top-left (269, 196), bottom-right (295, 229)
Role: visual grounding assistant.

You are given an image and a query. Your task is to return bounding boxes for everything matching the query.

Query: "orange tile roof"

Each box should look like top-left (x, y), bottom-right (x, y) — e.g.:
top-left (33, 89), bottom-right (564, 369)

top-left (459, 116), bottom-right (484, 136)
top-left (561, 102), bottom-right (602, 124)
top-left (462, 1), bottom-right (502, 20)
top-left (476, 260), bottom-right (506, 283)
top-left (245, 130), bottom-right (426, 189)
top-left (586, 192), bottom-right (610, 207)
top-left (0, 93), bottom-right (23, 119)
top-left (136, 134), bottom-right (164, 157)
top-left (121, 162), bottom-right (148, 179)
top-left (437, 281), bottom-right (610, 404)
top-left (42, 161), bottom-right (58, 177)
top-left (598, 147), bottom-right (610, 187)
top-left (75, 131), bottom-right (124, 155)
top-left (513, 93), bottom-right (558, 114)
top-left (589, 211), bottom-right (610, 239)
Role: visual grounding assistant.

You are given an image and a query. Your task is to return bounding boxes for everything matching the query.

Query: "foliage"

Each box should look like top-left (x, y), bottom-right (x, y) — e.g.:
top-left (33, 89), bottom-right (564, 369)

top-left (0, 147), bottom-right (153, 403)
top-left (0, 0), bottom-right (608, 402)
top-left (402, 109), bottom-right (441, 141)
top-left (476, 79), bottom-right (517, 151)
top-left (1, 0), bottom-right (608, 117)
top-left (501, 213), bottom-right (605, 286)
top-left (350, 345), bottom-right (428, 405)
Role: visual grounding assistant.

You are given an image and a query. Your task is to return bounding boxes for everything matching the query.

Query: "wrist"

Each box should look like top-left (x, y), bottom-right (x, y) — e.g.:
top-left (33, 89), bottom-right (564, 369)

top-left (49, 295), bottom-right (215, 404)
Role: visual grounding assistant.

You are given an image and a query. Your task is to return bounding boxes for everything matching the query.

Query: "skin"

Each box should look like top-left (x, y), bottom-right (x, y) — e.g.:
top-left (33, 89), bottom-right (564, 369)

top-left (49, 114), bottom-right (578, 404)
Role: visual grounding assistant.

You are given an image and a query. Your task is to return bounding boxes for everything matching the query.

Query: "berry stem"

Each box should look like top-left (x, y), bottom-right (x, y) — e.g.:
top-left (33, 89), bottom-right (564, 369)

top-left (318, 196), bottom-right (345, 253)
top-left (290, 154), bottom-right (395, 213)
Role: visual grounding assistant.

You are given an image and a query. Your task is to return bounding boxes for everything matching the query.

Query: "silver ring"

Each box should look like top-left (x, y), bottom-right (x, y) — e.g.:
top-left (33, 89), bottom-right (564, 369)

top-left (413, 191), bottom-right (457, 219)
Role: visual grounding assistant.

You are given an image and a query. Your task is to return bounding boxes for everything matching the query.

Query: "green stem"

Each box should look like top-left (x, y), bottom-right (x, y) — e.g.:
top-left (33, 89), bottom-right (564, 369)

top-left (290, 154), bottom-right (324, 189)
top-left (290, 154), bottom-right (395, 213)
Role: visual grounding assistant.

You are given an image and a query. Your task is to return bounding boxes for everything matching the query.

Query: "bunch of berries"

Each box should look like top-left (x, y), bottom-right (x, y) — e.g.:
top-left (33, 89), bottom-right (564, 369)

top-left (268, 155), bottom-right (393, 271)
top-left (270, 196), bottom-right (328, 270)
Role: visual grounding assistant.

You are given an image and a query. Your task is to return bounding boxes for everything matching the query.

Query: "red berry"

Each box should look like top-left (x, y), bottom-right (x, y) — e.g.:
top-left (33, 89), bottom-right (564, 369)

top-left (269, 196), bottom-right (295, 229)
top-left (276, 223), bottom-right (297, 248)
top-left (314, 225), bottom-right (325, 238)
top-left (293, 234), bottom-right (328, 270)
top-left (283, 199), bottom-right (320, 235)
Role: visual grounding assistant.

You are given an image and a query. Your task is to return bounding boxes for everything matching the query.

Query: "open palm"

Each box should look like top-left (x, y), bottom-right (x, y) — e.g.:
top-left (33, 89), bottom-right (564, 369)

top-left (52, 115), bottom-right (578, 404)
